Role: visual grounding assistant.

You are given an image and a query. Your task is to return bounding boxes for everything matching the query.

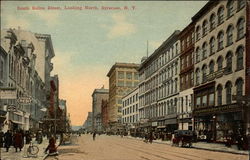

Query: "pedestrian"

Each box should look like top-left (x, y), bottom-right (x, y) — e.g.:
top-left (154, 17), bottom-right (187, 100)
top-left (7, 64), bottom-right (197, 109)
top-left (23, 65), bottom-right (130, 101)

top-left (13, 130), bottom-right (24, 152)
top-left (149, 131), bottom-right (153, 144)
top-left (4, 130), bottom-right (12, 152)
top-left (0, 131), bottom-right (4, 148)
top-left (25, 131), bottom-right (32, 144)
top-left (236, 134), bottom-right (243, 150)
top-left (93, 132), bottom-right (96, 141)
top-left (45, 136), bottom-right (58, 155)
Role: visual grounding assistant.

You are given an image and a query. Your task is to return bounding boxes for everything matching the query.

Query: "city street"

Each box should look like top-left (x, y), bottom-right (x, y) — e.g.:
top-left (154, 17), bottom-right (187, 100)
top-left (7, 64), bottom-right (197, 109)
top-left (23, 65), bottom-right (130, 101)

top-left (46, 134), bottom-right (248, 160)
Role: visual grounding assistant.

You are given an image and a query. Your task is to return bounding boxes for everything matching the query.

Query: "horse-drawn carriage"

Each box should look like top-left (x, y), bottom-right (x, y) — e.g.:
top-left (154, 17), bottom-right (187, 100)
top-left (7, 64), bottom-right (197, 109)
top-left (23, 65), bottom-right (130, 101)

top-left (172, 130), bottom-right (196, 147)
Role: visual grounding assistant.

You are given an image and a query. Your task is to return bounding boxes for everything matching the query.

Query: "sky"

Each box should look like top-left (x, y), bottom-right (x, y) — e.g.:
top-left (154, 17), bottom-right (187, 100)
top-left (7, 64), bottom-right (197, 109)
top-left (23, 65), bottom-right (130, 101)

top-left (1, 1), bottom-right (208, 126)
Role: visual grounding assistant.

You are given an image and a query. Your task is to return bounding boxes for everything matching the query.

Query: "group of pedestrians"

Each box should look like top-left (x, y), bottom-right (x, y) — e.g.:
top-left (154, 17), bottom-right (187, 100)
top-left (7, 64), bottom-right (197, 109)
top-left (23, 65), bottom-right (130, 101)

top-left (0, 130), bottom-right (33, 152)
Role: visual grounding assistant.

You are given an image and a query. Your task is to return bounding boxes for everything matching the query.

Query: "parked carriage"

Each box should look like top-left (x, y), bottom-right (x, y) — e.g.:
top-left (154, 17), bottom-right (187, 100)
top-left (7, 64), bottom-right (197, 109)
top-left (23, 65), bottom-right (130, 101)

top-left (172, 130), bottom-right (196, 147)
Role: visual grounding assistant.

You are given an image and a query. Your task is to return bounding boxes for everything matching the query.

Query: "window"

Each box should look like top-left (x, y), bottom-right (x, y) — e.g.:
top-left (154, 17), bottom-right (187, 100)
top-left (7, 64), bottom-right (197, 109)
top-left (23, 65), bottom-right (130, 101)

top-left (227, 0), bottom-right (234, 18)
top-left (209, 37), bottom-right (215, 55)
top-left (225, 52), bottom-right (233, 73)
top-left (191, 72), bottom-right (194, 86)
top-left (0, 59), bottom-right (3, 81)
top-left (118, 80), bottom-right (124, 87)
top-left (217, 56), bottom-right (223, 70)
top-left (134, 73), bottom-right (139, 80)
top-left (196, 97), bottom-right (201, 107)
top-left (227, 25), bottom-right (234, 46)
top-left (237, 18), bottom-right (245, 40)
top-left (210, 14), bottom-right (216, 30)
top-left (118, 71), bottom-right (124, 79)
top-left (191, 32), bottom-right (195, 44)
top-left (202, 95), bottom-right (207, 107)
top-left (195, 68), bottom-right (200, 85)
top-left (238, 0), bottom-right (245, 10)
top-left (225, 81), bottom-right (232, 104)
top-left (236, 46), bottom-right (244, 70)
top-left (186, 36), bottom-right (190, 48)
top-left (209, 93), bottom-right (214, 106)
top-left (236, 78), bottom-right (243, 96)
top-left (126, 81), bottom-right (132, 87)
top-left (217, 85), bottom-right (222, 106)
top-left (202, 42), bottom-right (207, 59)
top-left (202, 20), bottom-right (208, 36)
top-left (218, 7), bottom-right (224, 24)
top-left (209, 61), bottom-right (214, 74)
top-left (196, 47), bottom-right (200, 63)
top-left (202, 65), bottom-right (207, 83)
top-left (196, 26), bottom-right (201, 41)
top-left (217, 31), bottom-right (224, 51)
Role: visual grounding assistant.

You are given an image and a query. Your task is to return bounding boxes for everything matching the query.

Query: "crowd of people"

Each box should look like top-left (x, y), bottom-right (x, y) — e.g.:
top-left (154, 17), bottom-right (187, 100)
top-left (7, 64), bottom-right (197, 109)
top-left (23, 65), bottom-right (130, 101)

top-left (0, 129), bottom-right (43, 152)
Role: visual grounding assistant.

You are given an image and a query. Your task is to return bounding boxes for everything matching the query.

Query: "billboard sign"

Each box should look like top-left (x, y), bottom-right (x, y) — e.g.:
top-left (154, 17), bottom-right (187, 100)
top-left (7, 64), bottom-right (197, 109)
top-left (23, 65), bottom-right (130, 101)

top-left (0, 89), bottom-right (17, 99)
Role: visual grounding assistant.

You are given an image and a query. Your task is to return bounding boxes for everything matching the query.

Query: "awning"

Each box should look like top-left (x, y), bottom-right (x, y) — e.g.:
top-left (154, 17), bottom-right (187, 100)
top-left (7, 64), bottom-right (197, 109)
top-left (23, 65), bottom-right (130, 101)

top-left (157, 126), bottom-right (166, 129)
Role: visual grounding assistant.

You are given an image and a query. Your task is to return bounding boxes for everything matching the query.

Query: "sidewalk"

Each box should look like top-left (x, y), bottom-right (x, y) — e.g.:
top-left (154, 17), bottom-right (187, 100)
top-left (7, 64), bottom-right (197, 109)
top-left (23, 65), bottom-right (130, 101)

top-left (1, 138), bottom-right (48, 160)
top-left (125, 136), bottom-right (249, 155)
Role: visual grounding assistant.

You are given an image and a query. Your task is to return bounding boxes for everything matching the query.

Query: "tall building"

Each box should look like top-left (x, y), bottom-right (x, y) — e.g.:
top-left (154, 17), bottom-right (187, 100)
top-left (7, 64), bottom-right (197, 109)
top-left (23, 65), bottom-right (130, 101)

top-left (101, 99), bottom-right (109, 131)
top-left (178, 22), bottom-right (195, 130)
top-left (91, 86), bottom-right (109, 132)
top-left (107, 63), bottom-right (139, 127)
top-left (0, 28), bottom-right (55, 132)
top-left (138, 31), bottom-right (180, 133)
top-left (192, 0), bottom-right (249, 143)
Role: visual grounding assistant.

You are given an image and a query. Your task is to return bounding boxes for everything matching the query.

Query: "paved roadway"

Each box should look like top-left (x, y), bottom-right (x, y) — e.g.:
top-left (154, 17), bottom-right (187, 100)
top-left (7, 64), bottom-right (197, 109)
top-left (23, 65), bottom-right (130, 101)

top-left (46, 134), bottom-right (248, 160)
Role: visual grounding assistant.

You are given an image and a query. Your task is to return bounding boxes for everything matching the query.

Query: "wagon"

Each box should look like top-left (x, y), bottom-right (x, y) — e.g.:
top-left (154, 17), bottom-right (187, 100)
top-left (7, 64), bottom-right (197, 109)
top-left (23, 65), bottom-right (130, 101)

top-left (172, 130), bottom-right (196, 147)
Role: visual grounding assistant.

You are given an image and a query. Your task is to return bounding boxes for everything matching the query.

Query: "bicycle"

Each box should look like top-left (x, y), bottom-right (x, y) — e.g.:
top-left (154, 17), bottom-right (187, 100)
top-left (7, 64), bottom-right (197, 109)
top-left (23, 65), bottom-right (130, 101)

top-left (26, 142), bottom-right (39, 157)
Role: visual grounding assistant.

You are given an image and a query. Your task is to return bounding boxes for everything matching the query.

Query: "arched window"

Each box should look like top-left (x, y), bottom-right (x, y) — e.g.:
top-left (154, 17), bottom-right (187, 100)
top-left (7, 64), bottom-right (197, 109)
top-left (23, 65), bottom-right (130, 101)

top-left (202, 65), bottom-right (207, 83)
top-left (209, 60), bottom-right (215, 74)
top-left (225, 81), bottom-right (232, 104)
top-left (210, 14), bottom-right (216, 30)
top-left (235, 78), bottom-right (243, 96)
top-left (217, 31), bottom-right (224, 51)
top-left (202, 42), bottom-right (207, 59)
top-left (202, 20), bottom-right (208, 36)
top-left (217, 56), bottom-right (223, 71)
top-left (227, 25), bottom-right (234, 45)
top-left (195, 68), bottom-right (200, 85)
top-left (196, 26), bottom-right (201, 41)
top-left (227, 0), bottom-right (234, 18)
top-left (238, 0), bottom-right (245, 10)
top-left (225, 51), bottom-right (233, 73)
top-left (237, 18), bottom-right (245, 40)
top-left (236, 46), bottom-right (244, 70)
top-left (209, 37), bottom-right (215, 54)
top-left (218, 7), bottom-right (224, 24)
top-left (217, 85), bottom-right (223, 106)
top-left (196, 47), bottom-right (200, 63)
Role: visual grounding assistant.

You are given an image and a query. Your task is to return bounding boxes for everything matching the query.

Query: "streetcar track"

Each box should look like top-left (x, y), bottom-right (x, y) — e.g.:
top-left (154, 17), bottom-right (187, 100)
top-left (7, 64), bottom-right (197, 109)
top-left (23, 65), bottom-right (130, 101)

top-left (121, 137), bottom-right (217, 160)
top-left (111, 141), bottom-right (173, 160)
top-left (114, 139), bottom-right (198, 160)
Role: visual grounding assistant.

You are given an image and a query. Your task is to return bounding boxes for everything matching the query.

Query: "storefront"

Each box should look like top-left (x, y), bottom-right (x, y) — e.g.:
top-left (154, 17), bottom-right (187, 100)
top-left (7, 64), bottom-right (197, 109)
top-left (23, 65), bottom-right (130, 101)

top-left (193, 103), bottom-right (244, 143)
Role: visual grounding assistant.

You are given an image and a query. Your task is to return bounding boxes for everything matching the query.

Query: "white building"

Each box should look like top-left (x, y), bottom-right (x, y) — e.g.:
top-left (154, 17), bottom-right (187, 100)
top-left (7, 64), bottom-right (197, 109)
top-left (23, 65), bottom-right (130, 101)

top-left (122, 87), bottom-right (139, 126)
top-left (138, 30), bottom-right (180, 133)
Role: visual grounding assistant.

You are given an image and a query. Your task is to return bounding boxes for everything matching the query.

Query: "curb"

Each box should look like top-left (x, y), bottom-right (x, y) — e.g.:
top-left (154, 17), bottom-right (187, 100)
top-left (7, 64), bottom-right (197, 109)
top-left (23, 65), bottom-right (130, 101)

top-left (125, 136), bottom-right (249, 155)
